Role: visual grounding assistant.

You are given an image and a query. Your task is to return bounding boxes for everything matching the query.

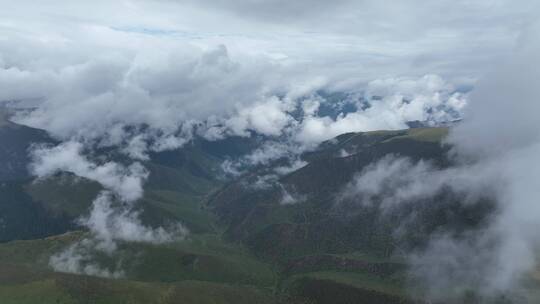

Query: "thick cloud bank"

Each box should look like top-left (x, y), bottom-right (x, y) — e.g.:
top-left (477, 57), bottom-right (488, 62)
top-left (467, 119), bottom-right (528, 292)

top-left (438, 20), bottom-right (540, 301)
top-left (12, 44), bottom-right (467, 159)
top-left (340, 20), bottom-right (540, 302)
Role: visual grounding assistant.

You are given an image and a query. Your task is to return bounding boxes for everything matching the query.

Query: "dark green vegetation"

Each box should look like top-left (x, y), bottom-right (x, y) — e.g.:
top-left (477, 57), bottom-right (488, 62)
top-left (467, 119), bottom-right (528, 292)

top-left (0, 233), bottom-right (276, 304)
top-left (0, 113), bottom-right (279, 303)
top-left (0, 109), bottom-right (56, 182)
top-left (1, 115), bottom-right (527, 303)
top-left (0, 109), bottom-right (68, 242)
top-left (208, 127), bottom-right (466, 260)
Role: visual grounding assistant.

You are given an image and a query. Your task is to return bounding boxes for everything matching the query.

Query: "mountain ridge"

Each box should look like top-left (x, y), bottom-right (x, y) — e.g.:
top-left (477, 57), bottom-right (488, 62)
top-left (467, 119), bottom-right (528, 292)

top-left (0, 119), bottom-right (532, 303)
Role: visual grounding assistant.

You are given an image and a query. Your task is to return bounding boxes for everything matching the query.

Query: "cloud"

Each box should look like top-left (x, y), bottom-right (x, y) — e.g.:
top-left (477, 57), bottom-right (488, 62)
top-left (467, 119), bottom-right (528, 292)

top-left (338, 154), bottom-right (507, 301)
top-left (2, 0), bottom-right (535, 158)
top-left (340, 156), bottom-right (438, 209)
top-left (81, 191), bottom-right (189, 251)
top-left (248, 174), bottom-right (279, 191)
top-left (30, 143), bottom-right (188, 277)
top-left (11, 45), bottom-right (278, 153)
top-left (219, 140), bottom-right (308, 182)
top-left (3, 1), bottom-right (478, 163)
top-left (339, 146), bottom-right (540, 301)
top-left (426, 23), bottom-right (540, 300)
top-left (339, 154), bottom-right (500, 216)
top-left (223, 96), bottom-right (295, 137)
top-left (49, 238), bottom-right (126, 279)
top-left (210, 74), bottom-right (468, 185)
top-left (273, 159), bottom-right (307, 176)
top-left (179, 0), bottom-right (354, 24)
top-left (448, 29), bottom-right (540, 159)
top-left (215, 74), bottom-right (468, 175)
top-left (50, 192), bottom-right (189, 277)
top-left (337, 19), bottom-right (540, 301)
top-left (295, 75), bottom-right (466, 145)
top-left (30, 141), bottom-right (147, 202)
top-left (437, 20), bottom-right (540, 299)
top-left (279, 184), bottom-right (306, 205)
top-left (1, 0), bottom-right (537, 100)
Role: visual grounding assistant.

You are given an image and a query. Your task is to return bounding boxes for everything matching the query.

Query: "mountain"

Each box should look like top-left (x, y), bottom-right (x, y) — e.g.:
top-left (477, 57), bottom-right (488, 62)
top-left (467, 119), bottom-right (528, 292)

top-left (0, 109), bottom-right (56, 181)
top-left (0, 121), bottom-right (535, 304)
top-left (0, 111), bottom-right (223, 241)
top-left (0, 110), bottom-right (77, 241)
top-left (209, 128), bottom-right (461, 257)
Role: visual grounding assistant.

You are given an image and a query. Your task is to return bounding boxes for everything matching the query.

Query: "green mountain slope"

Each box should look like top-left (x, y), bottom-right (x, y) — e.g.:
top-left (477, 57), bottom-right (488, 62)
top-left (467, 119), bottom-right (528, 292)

top-left (0, 109), bottom-right (57, 181)
top-left (0, 232), bottom-right (276, 304)
top-left (208, 128), bottom-right (457, 259)
top-left (0, 114), bottom-right (227, 241)
top-left (0, 124), bottom-right (523, 303)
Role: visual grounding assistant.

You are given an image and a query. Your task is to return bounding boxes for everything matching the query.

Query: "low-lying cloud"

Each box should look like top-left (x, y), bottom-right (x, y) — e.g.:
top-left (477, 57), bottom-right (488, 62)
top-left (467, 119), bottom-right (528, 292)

top-left (81, 191), bottom-right (189, 252)
top-left (340, 155), bottom-right (498, 212)
top-left (339, 20), bottom-right (540, 302)
top-left (49, 238), bottom-right (126, 279)
top-left (30, 141), bottom-right (147, 202)
top-left (48, 191), bottom-right (189, 277)
top-left (30, 143), bottom-right (188, 277)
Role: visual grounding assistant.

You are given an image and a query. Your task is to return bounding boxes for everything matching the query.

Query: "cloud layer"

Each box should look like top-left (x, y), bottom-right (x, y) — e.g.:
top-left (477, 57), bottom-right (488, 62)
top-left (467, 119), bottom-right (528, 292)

top-left (2, 0), bottom-right (535, 159)
top-left (30, 141), bottom-right (147, 202)
top-left (339, 19), bottom-right (540, 302)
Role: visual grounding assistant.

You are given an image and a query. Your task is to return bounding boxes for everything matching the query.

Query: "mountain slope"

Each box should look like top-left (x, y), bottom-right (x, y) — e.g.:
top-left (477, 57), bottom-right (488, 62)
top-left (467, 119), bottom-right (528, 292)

top-left (0, 109), bottom-right (57, 181)
top-left (0, 123), bottom-right (519, 304)
top-left (208, 128), bottom-right (456, 258)
top-left (0, 119), bottom-right (225, 242)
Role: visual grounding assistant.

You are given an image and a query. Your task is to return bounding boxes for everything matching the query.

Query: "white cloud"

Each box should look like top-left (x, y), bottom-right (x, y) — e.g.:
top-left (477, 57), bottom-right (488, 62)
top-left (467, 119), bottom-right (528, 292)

top-left (274, 159), bottom-right (307, 176)
top-left (338, 20), bottom-right (540, 301)
top-left (30, 141), bottom-right (147, 202)
top-left (295, 75), bottom-right (466, 145)
top-left (279, 184), bottom-right (306, 205)
top-left (340, 155), bottom-right (499, 212)
top-left (30, 142), bottom-right (188, 273)
top-left (49, 238), bottom-right (126, 279)
top-left (434, 20), bottom-right (540, 298)
top-left (224, 97), bottom-right (294, 137)
top-left (1, 0), bottom-right (534, 158)
top-left (80, 191), bottom-right (188, 252)
top-left (49, 192), bottom-right (189, 278)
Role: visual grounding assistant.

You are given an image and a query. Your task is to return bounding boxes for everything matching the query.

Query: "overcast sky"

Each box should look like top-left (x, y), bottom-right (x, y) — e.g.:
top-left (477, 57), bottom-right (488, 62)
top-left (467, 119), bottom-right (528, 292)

top-left (0, 0), bottom-right (536, 85)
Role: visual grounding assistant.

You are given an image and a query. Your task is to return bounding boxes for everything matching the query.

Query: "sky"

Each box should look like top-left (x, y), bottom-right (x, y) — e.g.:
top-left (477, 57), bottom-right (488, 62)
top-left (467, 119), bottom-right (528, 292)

top-left (0, 0), bottom-right (534, 83)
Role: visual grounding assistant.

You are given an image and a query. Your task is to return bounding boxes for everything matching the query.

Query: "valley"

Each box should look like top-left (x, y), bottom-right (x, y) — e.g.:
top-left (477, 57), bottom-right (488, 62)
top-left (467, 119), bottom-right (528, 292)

top-left (1, 113), bottom-right (538, 304)
top-left (0, 115), bottom-right (437, 303)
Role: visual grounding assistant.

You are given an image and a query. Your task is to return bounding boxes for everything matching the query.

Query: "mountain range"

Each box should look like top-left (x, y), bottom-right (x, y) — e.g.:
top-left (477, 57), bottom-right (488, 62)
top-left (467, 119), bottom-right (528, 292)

top-left (0, 108), bottom-right (535, 304)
